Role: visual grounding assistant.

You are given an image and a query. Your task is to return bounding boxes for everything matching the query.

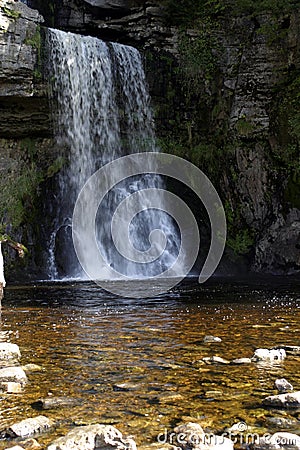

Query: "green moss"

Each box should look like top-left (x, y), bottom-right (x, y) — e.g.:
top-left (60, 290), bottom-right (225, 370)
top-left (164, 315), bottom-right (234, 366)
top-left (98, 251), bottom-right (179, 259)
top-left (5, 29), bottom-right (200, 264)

top-left (227, 229), bottom-right (254, 255)
top-left (0, 164), bottom-right (43, 231)
top-left (0, 139), bottom-right (45, 232)
top-left (224, 200), bottom-right (254, 255)
top-left (177, 32), bottom-right (218, 100)
top-left (2, 6), bottom-right (21, 20)
top-left (235, 117), bottom-right (255, 137)
top-left (24, 26), bottom-right (41, 49)
top-left (24, 26), bottom-right (43, 81)
top-left (46, 156), bottom-right (65, 178)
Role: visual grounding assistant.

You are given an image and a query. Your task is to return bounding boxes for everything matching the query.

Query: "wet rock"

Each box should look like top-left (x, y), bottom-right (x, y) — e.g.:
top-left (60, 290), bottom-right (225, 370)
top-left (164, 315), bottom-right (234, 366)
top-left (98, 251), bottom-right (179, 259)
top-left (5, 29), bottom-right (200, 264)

top-left (262, 391), bottom-right (300, 409)
top-left (203, 356), bottom-right (230, 365)
top-left (231, 358), bottom-right (252, 364)
top-left (0, 366), bottom-right (27, 387)
top-left (275, 379), bottom-right (294, 393)
top-left (265, 417), bottom-right (300, 428)
top-left (2, 416), bottom-right (54, 438)
top-left (157, 393), bottom-right (184, 404)
top-left (22, 364), bottom-right (43, 373)
top-left (203, 336), bottom-right (222, 343)
top-left (204, 390), bottom-right (223, 399)
top-left (47, 424), bottom-right (136, 450)
top-left (31, 396), bottom-right (80, 410)
top-left (252, 349), bottom-right (286, 362)
top-left (254, 432), bottom-right (300, 450)
top-left (113, 382), bottom-right (141, 392)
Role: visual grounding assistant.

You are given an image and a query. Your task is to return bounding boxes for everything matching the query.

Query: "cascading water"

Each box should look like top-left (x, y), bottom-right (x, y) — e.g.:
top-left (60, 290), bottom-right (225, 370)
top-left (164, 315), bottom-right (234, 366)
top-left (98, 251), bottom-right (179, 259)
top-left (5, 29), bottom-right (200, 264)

top-left (47, 28), bottom-right (181, 280)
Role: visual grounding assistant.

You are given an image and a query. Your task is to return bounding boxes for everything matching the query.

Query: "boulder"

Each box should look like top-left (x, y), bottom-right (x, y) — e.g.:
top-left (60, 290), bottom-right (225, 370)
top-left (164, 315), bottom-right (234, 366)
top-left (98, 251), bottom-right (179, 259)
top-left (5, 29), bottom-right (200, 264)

top-left (0, 366), bottom-right (27, 387)
top-left (252, 349), bottom-right (286, 362)
top-left (31, 396), bottom-right (80, 410)
top-left (2, 416), bottom-right (54, 438)
top-left (0, 343), bottom-right (21, 362)
top-left (262, 391), bottom-right (300, 409)
top-left (172, 422), bottom-right (234, 450)
top-left (47, 424), bottom-right (137, 450)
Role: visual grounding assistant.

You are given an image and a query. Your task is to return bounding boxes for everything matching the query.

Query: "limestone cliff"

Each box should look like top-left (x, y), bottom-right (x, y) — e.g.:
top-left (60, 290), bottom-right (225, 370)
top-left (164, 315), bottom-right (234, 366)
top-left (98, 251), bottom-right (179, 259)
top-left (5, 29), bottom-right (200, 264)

top-left (0, 0), bottom-right (299, 278)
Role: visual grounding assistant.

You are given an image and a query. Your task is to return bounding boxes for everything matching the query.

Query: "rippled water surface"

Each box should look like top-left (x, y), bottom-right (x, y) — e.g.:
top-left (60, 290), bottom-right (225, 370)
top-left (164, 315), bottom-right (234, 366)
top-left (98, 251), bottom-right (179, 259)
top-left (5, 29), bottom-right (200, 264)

top-left (0, 277), bottom-right (299, 448)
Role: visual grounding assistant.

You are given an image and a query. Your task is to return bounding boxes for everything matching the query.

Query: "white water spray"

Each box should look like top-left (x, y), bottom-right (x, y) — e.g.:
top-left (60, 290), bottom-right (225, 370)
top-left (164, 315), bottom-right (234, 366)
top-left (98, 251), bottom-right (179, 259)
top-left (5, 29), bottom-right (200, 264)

top-left (47, 29), bottom-right (181, 279)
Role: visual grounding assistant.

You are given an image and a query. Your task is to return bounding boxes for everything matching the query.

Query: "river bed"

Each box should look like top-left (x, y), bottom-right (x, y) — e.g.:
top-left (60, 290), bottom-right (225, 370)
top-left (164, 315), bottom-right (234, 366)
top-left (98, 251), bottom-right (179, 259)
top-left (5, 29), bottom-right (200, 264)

top-left (0, 277), bottom-right (299, 448)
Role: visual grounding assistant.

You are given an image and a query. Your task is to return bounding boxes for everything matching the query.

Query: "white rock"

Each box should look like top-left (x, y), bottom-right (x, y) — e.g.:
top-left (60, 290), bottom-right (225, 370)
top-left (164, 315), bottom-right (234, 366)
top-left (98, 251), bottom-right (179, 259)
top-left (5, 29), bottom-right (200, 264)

top-left (262, 391), bottom-right (300, 408)
top-left (2, 382), bottom-right (22, 393)
top-left (0, 366), bottom-right (27, 386)
top-left (6, 416), bottom-right (54, 438)
top-left (203, 336), bottom-right (222, 343)
top-left (274, 379), bottom-right (293, 393)
top-left (0, 343), bottom-right (21, 361)
top-left (47, 424), bottom-right (136, 450)
top-left (252, 348), bottom-right (286, 362)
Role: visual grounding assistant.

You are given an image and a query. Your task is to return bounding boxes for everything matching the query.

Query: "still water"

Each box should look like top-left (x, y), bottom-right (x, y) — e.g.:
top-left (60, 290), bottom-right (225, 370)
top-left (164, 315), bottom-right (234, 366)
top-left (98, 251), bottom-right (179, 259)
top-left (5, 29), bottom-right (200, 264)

top-left (0, 277), bottom-right (299, 448)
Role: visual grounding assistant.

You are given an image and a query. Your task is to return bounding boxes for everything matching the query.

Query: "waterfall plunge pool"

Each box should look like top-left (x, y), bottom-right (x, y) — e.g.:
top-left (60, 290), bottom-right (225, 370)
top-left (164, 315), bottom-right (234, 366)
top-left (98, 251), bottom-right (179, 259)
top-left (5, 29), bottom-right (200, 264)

top-left (0, 277), bottom-right (299, 448)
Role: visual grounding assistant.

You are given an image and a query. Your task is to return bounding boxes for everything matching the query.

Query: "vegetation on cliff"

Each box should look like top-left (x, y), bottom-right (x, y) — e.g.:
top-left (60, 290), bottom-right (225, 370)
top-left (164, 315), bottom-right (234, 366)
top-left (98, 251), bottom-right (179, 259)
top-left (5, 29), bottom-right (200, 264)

top-left (151, 0), bottom-right (300, 263)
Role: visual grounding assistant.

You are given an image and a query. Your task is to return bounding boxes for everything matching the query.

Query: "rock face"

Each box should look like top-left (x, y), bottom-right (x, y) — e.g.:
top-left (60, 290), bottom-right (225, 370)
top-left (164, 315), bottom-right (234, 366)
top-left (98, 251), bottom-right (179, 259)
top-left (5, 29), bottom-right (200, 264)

top-left (47, 424), bottom-right (137, 450)
top-left (83, 0), bottom-right (128, 9)
top-left (0, 0), bottom-right (300, 278)
top-left (0, 0), bottom-right (49, 137)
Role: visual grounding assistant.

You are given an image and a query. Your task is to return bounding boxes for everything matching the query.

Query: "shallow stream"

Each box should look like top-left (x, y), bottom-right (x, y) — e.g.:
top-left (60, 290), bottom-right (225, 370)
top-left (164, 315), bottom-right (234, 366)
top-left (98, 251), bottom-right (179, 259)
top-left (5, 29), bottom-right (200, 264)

top-left (0, 277), bottom-right (299, 448)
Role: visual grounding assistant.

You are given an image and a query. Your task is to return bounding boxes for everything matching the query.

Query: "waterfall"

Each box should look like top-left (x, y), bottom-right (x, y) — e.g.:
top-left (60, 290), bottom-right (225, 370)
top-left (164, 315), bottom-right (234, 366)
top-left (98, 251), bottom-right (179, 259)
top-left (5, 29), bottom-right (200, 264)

top-left (47, 29), bottom-right (181, 280)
